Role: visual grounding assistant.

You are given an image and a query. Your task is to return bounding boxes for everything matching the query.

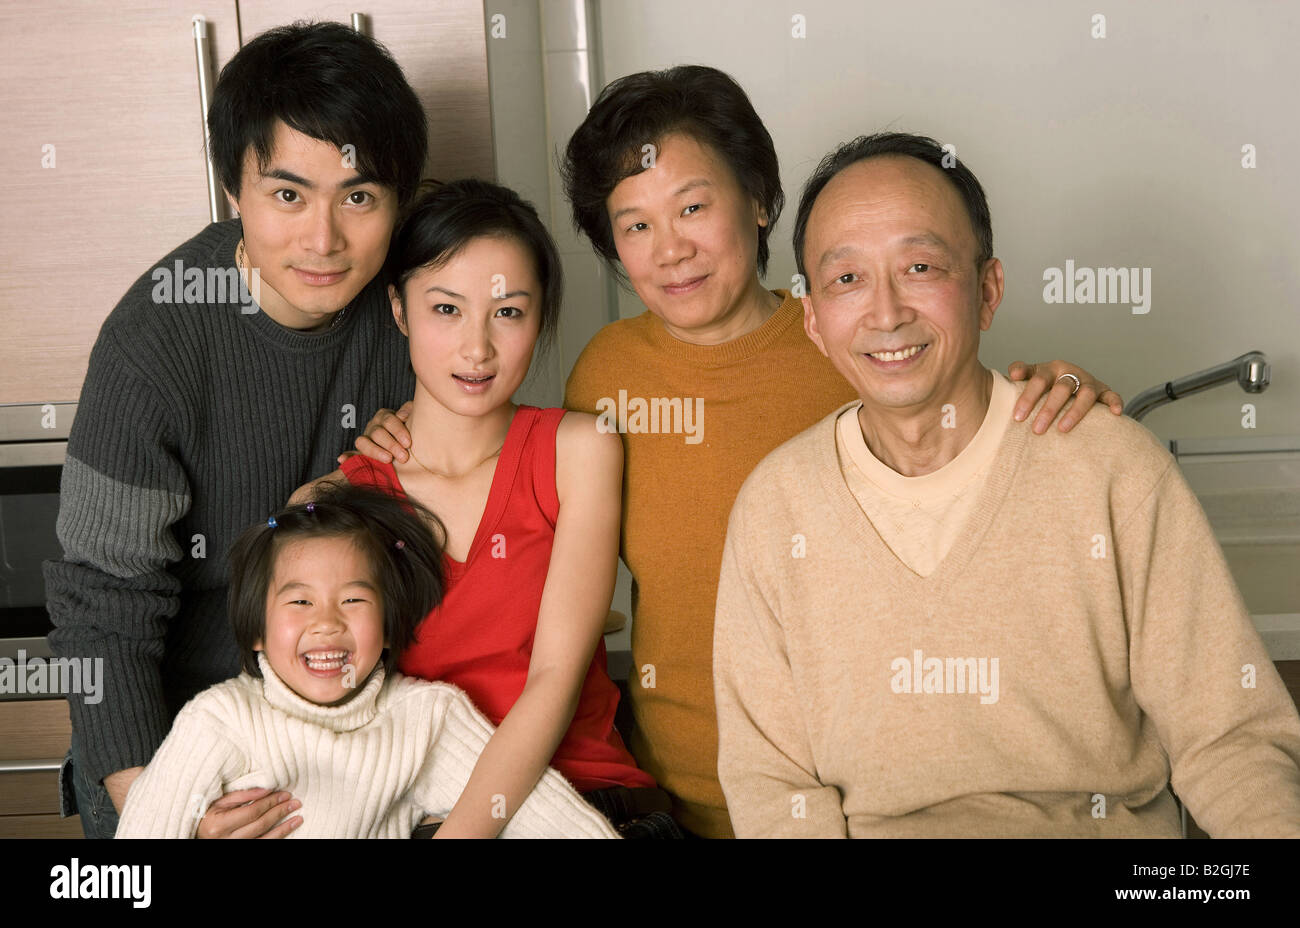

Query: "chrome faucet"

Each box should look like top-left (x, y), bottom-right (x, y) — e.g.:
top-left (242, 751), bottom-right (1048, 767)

top-left (1125, 352), bottom-right (1270, 422)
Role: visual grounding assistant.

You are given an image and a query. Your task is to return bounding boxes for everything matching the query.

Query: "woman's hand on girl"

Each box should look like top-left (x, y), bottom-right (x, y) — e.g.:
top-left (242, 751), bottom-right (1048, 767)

top-left (196, 788), bottom-right (302, 838)
top-left (342, 401), bottom-right (415, 465)
top-left (1007, 360), bottom-right (1124, 434)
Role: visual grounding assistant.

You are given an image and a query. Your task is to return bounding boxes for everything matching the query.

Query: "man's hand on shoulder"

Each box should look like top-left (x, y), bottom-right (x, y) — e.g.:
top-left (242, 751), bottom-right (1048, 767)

top-left (341, 401), bottom-right (413, 465)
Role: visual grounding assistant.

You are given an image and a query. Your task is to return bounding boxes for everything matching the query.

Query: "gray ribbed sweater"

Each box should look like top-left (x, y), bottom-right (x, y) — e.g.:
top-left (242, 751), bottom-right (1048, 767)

top-left (43, 219), bottom-right (414, 787)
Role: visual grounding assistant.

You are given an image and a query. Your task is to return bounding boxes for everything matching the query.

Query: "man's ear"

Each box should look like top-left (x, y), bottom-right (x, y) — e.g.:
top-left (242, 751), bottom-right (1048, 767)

top-left (389, 284), bottom-right (408, 335)
top-left (978, 257), bottom-right (1005, 332)
top-left (802, 295), bottom-right (829, 358)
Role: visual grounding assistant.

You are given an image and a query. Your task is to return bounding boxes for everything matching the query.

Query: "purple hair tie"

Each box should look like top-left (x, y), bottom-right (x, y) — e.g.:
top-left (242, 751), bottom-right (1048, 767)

top-left (306, 502), bottom-right (315, 513)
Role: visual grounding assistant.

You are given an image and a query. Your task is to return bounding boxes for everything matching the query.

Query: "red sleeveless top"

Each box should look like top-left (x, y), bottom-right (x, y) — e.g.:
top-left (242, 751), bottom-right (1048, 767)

top-left (342, 405), bottom-right (654, 790)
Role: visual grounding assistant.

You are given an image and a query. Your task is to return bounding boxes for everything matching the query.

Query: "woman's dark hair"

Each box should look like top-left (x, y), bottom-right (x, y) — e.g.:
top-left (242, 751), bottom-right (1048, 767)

top-left (793, 132), bottom-right (994, 280)
top-left (208, 21), bottom-right (428, 208)
top-left (227, 482), bottom-right (446, 679)
top-left (385, 178), bottom-right (562, 355)
top-left (560, 65), bottom-right (784, 279)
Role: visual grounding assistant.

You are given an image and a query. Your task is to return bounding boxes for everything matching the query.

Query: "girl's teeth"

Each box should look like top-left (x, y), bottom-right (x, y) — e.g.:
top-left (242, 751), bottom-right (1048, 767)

top-left (869, 345), bottom-right (924, 362)
top-left (304, 650), bottom-right (348, 670)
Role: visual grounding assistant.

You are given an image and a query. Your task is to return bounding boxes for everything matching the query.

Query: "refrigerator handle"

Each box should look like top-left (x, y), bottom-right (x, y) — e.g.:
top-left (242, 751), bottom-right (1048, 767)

top-left (193, 15), bottom-right (226, 224)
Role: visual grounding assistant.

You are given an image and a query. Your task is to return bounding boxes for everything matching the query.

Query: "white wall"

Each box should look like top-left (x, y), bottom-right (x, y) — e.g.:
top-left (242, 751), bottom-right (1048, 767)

top-left (596, 0), bottom-right (1300, 443)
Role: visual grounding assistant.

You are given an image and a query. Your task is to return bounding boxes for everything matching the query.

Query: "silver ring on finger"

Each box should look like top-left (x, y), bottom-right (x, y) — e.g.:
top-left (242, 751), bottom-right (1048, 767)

top-left (1056, 372), bottom-right (1082, 396)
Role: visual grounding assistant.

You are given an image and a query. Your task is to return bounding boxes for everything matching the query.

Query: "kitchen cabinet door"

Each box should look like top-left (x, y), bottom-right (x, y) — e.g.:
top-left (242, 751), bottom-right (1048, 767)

top-left (237, 1), bottom-right (495, 184)
top-left (0, 1), bottom-right (241, 406)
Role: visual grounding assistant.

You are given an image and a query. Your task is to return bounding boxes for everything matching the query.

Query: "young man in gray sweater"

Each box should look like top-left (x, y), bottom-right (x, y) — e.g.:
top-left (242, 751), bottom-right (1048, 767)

top-left (44, 21), bottom-right (426, 838)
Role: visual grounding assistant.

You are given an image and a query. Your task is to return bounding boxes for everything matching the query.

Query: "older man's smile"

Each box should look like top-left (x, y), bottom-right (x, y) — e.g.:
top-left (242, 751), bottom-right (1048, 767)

top-left (864, 343), bottom-right (929, 367)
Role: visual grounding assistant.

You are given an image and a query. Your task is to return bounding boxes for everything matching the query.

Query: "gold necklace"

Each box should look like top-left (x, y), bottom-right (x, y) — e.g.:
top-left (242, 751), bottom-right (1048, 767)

top-left (408, 439), bottom-right (506, 480)
top-left (236, 238), bottom-right (348, 330)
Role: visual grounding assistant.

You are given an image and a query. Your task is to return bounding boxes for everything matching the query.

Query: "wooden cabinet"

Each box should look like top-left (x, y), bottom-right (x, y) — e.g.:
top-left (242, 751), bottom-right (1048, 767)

top-left (0, 1), bottom-right (242, 406)
top-left (0, 699), bottom-right (81, 837)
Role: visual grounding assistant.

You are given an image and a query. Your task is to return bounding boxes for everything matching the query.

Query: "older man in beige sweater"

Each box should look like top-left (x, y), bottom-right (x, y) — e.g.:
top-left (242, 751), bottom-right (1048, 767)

top-left (713, 132), bottom-right (1300, 838)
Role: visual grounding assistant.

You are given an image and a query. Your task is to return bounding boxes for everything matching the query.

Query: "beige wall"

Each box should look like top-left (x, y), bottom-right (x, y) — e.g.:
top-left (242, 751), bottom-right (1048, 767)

top-left (594, 0), bottom-right (1299, 444)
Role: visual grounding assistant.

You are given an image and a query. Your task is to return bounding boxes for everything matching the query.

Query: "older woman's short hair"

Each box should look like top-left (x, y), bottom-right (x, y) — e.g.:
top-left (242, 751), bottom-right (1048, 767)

top-left (561, 65), bottom-right (784, 279)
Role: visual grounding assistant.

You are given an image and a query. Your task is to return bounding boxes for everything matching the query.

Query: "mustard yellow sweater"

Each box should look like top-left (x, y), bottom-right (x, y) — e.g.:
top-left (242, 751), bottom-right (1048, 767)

top-left (714, 392), bottom-right (1300, 837)
top-left (564, 291), bottom-right (856, 837)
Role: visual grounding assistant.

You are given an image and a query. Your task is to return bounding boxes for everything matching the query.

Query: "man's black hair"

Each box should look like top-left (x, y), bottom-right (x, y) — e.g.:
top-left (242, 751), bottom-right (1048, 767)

top-left (209, 21), bottom-right (428, 207)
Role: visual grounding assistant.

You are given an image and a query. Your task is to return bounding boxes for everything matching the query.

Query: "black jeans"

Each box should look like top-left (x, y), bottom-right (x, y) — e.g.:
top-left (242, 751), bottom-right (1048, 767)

top-left (583, 786), bottom-right (684, 839)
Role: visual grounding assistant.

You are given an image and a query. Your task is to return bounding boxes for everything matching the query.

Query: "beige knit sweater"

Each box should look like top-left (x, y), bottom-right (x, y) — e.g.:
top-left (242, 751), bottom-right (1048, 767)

top-left (116, 654), bottom-right (619, 838)
top-left (714, 389), bottom-right (1300, 838)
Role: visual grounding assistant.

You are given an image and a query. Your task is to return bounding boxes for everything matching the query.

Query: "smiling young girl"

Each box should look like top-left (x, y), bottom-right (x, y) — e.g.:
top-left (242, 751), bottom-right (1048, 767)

top-left (115, 484), bottom-right (618, 838)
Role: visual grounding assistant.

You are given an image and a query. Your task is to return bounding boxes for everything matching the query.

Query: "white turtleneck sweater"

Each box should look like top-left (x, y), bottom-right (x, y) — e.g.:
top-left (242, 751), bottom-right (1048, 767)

top-left (116, 654), bottom-right (620, 838)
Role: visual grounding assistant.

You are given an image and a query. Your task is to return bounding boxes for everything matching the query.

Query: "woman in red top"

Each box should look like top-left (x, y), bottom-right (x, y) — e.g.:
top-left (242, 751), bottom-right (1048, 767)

top-left (300, 179), bottom-right (658, 837)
